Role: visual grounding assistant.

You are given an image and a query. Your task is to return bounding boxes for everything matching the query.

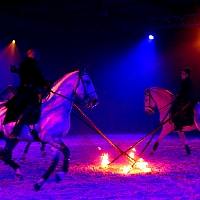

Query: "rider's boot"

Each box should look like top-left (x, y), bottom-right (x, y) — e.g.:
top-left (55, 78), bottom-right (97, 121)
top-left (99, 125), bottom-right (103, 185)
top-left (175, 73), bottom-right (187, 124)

top-left (10, 107), bottom-right (32, 139)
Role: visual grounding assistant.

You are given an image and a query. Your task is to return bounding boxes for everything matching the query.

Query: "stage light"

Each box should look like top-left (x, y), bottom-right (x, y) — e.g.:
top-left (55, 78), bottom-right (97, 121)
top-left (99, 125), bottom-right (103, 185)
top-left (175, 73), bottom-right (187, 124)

top-left (149, 35), bottom-right (154, 40)
top-left (12, 40), bottom-right (15, 44)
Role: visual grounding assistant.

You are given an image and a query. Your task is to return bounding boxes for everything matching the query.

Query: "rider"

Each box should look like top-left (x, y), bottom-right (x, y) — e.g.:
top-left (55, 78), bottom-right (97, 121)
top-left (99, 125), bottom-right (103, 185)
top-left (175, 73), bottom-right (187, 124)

top-left (3, 48), bottom-right (49, 138)
top-left (171, 67), bottom-right (194, 131)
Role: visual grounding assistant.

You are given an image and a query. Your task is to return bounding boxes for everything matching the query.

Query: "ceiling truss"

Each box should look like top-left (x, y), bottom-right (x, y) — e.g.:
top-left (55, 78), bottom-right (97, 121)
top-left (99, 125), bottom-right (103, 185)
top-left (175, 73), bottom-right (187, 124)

top-left (1, 13), bottom-right (200, 36)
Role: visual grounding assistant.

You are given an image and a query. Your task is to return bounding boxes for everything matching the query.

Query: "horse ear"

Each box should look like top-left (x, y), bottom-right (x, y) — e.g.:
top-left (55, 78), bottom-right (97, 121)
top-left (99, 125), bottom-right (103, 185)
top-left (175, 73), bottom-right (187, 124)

top-left (80, 63), bottom-right (89, 76)
top-left (80, 62), bottom-right (86, 72)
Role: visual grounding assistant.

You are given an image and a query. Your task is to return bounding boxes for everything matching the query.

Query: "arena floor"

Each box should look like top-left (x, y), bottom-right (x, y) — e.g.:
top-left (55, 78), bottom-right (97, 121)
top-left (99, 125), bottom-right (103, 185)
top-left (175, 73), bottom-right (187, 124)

top-left (0, 132), bottom-right (199, 200)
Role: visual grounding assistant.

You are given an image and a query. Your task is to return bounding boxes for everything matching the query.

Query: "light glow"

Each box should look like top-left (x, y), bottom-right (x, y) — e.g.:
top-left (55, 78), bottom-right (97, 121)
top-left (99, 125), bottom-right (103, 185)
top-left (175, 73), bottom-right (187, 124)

top-left (100, 148), bottom-right (152, 174)
top-left (149, 35), bottom-right (154, 40)
top-left (101, 153), bottom-right (110, 167)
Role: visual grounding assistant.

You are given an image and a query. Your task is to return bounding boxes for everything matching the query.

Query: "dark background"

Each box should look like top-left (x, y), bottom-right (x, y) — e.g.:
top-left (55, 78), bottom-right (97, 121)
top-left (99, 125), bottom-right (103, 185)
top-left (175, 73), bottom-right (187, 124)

top-left (0, 1), bottom-right (200, 135)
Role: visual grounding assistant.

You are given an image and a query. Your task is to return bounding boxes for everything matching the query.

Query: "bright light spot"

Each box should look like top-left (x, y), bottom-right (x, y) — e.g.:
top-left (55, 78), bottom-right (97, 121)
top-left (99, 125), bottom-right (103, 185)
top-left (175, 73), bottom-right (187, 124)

top-left (149, 35), bottom-right (154, 40)
top-left (134, 158), bottom-right (152, 172)
top-left (121, 165), bottom-right (133, 174)
top-left (101, 153), bottom-right (110, 167)
top-left (129, 147), bottom-right (136, 159)
top-left (12, 40), bottom-right (15, 44)
top-left (98, 147), bottom-right (101, 150)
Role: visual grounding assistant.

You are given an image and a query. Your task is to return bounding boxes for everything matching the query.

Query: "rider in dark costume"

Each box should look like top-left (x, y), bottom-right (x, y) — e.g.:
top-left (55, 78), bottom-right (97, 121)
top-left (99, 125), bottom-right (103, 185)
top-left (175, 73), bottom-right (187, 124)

top-left (3, 48), bottom-right (48, 138)
top-left (171, 67), bottom-right (194, 131)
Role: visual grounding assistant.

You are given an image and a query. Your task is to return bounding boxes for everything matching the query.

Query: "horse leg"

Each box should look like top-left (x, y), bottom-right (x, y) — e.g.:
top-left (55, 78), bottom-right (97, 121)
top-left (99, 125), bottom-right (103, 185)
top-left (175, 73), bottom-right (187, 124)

top-left (151, 130), bottom-right (169, 153)
top-left (177, 131), bottom-right (190, 155)
top-left (40, 142), bottom-right (46, 157)
top-left (21, 142), bottom-right (46, 163)
top-left (150, 126), bottom-right (172, 155)
top-left (34, 152), bottom-right (59, 191)
top-left (55, 142), bottom-right (70, 182)
top-left (20, 142), bottom-right (31, 162)
top-left (34, 140), bottom-right (70, 191)
top-left (1, 138), bottom-right (22, 177)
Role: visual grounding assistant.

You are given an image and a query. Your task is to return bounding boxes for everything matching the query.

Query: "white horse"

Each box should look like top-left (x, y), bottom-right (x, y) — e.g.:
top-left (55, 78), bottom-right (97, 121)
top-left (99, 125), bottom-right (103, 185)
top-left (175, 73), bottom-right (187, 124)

top-left (144, 87), bottom-right (198, 155)
top-left (0, 69), bottom-right (98, 190)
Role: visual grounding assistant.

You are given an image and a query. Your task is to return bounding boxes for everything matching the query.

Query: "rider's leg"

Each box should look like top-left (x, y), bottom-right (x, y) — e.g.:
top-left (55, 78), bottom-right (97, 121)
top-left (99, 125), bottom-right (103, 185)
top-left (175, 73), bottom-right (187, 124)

top-left (10, 106), bottom-right (32, 138)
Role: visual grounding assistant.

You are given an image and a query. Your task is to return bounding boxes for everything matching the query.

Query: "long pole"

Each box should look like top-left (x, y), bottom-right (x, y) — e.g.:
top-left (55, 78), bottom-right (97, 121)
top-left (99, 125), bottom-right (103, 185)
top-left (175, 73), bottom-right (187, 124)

top-left (109, 102), bottom-right (192, 165)
top-left (73, 104), bottom-right (135, 164)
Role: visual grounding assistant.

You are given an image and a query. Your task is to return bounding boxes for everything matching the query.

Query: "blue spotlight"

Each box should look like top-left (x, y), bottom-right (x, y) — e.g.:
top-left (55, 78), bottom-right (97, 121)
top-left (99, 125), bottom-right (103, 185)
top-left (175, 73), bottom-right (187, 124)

top-left (149, 35), bottom-right (154, 40)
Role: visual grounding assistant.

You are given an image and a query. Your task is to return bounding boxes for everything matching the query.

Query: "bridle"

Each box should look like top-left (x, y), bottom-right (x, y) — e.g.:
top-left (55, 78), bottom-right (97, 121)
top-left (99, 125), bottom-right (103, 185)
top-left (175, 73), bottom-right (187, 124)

top-left (49, 70), bottom-right (97, 107)
top-left (74, 70), bottom-right (97, 104)
top-left (145, 89), bottom-right (157, 113)
top-left (145, 88), bottom-right (174, 113)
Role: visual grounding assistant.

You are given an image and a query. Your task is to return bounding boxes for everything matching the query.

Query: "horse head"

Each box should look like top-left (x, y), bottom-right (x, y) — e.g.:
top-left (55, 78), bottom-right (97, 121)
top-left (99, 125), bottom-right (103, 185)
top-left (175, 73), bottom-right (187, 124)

top-left (144, 88), bottom-right (156, 115)
top-left (144, 87), bottom-right (175, 116)
top-left (76, 69), bottom-right (98, 108)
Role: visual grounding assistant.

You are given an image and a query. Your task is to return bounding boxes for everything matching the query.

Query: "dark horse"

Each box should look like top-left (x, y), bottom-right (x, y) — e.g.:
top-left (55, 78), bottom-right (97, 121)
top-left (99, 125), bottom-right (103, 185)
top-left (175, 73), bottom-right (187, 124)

top-left (0, 69), bottom-right (98, 190)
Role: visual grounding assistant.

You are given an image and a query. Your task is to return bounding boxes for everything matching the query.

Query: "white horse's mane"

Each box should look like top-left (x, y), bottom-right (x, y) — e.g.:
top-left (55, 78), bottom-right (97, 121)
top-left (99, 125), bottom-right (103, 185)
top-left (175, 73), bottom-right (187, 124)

top-left (43, 70), bottom-right (79, 103)
top-left (149, 87), bottom-right (175, 98)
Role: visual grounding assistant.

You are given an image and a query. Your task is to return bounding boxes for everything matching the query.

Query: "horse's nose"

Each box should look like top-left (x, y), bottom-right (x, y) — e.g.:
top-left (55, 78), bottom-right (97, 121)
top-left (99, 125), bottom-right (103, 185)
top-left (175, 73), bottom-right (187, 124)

top-left (93, 99), bottom-right (98, 107)
top-left (145, 110), bottom-right (150, 115)
top-left (85, 97), bottom-right (98, 108)
top-left (145, 108), bottom-right (153, 115)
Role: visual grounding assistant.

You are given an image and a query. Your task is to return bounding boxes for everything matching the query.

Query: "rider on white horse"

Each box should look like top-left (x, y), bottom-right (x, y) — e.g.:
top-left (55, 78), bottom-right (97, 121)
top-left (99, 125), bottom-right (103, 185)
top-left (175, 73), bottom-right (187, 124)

top-left (3, 48), bottom-right (49, 139)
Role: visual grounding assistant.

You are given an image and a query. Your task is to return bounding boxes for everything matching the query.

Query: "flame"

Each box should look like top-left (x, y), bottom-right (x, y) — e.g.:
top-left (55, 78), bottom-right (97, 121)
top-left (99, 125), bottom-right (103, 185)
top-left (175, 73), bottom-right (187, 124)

top-left (121, 165), bottom-right (133, 174)
top-left (101, 153), bottom-right (110, 167)
top-left (134, 158), bottom-right (151, 172)
top-left (100, 148), bottom-right (152, 174)
top-left (129, 148), bottom-right (136, 159)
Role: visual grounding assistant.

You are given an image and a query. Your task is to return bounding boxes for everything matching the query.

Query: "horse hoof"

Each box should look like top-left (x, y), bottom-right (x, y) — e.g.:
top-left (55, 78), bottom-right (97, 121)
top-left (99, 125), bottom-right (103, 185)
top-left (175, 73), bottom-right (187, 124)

top-left (55, 174), bottom-right (61, 183)
top-left (15, 168), bottom-right (21, 175)
top-left (153, 142), bottom-right (159, 151)
top-left (185, 144), bottom-right (191, 155)
top-left (55, 172), bottom-right (66, 183)
top-left (34, 183), bottom-right (41, 191)
top-left (34, 178), bottom-right (44, 191)
top-left (15, 174), bottom-right (23, 181)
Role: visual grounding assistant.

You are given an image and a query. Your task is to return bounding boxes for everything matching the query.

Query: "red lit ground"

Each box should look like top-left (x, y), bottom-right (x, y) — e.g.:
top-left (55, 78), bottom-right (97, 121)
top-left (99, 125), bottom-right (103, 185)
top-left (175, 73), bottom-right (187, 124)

top-left (0, 133), bottom-right (199, 199)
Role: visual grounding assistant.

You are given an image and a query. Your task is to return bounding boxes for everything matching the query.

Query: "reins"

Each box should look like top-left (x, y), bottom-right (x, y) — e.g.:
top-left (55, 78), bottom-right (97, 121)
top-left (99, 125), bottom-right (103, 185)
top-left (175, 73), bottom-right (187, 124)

top-left (44, 70), bottom-right (96, 107)
top-left (139, 89), bottom-right (176, 156)
top-left (145, 88), bottom-right (175, 113)
top-left (109, 101), bottom-right (193, 166)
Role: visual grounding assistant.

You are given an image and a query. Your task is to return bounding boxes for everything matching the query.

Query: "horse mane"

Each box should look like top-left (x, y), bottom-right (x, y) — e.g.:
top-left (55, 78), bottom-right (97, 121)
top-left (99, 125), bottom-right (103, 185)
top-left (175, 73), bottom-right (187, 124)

top-left (52, 69), bottom-right (79, 84)
top-left (43, 69), bottom-right (80, 103)
top-left (149, 87), bottom-right (175, 98)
